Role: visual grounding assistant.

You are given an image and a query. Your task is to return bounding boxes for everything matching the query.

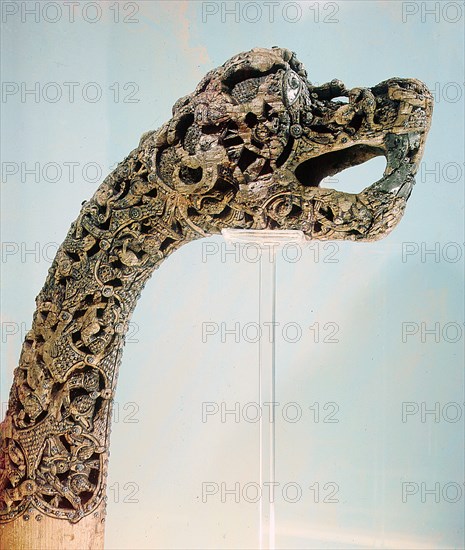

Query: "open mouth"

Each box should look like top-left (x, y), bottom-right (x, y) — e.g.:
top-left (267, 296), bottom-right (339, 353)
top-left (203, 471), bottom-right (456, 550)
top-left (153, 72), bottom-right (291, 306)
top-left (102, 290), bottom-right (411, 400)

top-left (163, 55), bottom-right (433, 242)
top-left (288, 127), bottom-right (424, 202)
top-left (250, 128), bottom-right (427, 240)
top-left (294, 144), bottom-right (385, 188)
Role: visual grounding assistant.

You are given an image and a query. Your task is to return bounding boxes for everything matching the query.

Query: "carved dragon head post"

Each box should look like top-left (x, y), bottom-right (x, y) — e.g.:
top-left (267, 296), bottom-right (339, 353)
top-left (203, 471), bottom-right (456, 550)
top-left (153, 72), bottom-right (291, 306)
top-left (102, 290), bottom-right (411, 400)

top-left (0, 47), bottom-right (432, 549)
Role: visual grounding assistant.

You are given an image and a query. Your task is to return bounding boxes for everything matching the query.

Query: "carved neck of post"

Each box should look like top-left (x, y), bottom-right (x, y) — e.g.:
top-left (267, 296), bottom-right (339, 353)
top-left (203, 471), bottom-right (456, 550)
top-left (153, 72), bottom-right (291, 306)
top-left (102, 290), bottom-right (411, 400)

top-left (0, 45), bottom-right (434, 534)
top-left (0, 138), bottom-right (201, 525)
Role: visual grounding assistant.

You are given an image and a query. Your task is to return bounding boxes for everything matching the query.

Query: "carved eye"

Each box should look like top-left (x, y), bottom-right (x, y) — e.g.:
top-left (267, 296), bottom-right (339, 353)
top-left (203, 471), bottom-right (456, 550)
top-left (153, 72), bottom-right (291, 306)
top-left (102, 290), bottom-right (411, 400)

top-left (284, 71), bottom-right (302, 105)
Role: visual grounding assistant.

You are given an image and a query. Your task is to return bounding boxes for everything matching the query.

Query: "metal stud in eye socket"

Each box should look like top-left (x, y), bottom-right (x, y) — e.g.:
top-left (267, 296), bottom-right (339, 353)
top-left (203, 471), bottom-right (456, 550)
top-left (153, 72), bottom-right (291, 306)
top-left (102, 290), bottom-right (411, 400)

top-left (289, 75), bottom-right (299, 89)
top-left (285, 71), bottom-right (301, 105)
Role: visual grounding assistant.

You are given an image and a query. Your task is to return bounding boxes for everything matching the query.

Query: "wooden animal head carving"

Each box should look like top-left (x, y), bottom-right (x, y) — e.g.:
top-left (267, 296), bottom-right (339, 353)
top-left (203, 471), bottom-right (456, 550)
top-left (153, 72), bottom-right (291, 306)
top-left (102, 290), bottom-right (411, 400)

top-left (0, 47), bottom-right (433, 546)
top-left (154, 46), bottom-right (433, 240)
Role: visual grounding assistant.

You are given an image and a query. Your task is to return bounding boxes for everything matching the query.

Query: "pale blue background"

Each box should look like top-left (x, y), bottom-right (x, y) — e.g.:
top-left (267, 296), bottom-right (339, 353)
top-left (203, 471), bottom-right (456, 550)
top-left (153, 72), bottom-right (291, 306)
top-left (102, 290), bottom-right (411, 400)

top-left (1, 1), bottom-right (464, 548)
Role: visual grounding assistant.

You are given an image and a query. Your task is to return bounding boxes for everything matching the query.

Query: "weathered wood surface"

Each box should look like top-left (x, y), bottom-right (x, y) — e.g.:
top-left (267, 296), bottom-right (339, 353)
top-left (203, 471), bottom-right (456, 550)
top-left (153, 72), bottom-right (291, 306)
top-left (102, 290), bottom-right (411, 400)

top-left (0, 47), bottom-right (432, 549)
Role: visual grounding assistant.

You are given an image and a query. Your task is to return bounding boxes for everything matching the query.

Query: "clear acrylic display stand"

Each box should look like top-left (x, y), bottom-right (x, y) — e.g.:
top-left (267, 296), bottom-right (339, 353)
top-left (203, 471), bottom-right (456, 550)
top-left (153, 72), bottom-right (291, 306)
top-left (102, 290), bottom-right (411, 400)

top-left (221, 229), bottom-right (305, 550)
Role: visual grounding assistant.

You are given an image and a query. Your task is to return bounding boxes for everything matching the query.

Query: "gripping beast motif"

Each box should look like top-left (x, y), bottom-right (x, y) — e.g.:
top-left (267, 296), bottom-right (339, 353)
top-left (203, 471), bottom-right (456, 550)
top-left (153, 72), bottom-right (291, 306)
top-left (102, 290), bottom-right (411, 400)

top-left (0, 47), bottom-right (433, 522)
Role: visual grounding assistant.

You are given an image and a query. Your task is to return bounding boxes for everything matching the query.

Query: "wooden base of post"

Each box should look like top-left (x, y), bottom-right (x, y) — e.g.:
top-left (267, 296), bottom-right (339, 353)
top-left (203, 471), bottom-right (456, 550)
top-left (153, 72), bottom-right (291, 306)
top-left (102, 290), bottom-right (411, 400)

top-left (0, 502), bottom-right (106, 550)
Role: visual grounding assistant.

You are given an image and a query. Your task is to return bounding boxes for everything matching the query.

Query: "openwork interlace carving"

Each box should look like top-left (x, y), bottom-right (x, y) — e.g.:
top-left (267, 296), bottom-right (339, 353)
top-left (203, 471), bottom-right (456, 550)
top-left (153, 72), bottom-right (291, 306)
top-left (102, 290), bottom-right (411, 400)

top-left (0, 47), bottom-right (433, 523)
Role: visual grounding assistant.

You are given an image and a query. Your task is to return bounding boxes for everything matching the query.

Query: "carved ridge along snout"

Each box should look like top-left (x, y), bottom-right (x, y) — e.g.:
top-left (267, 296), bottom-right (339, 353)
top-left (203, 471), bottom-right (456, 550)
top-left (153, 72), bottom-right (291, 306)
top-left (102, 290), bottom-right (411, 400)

top-left (0, 47), bottom-right (433, 530)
